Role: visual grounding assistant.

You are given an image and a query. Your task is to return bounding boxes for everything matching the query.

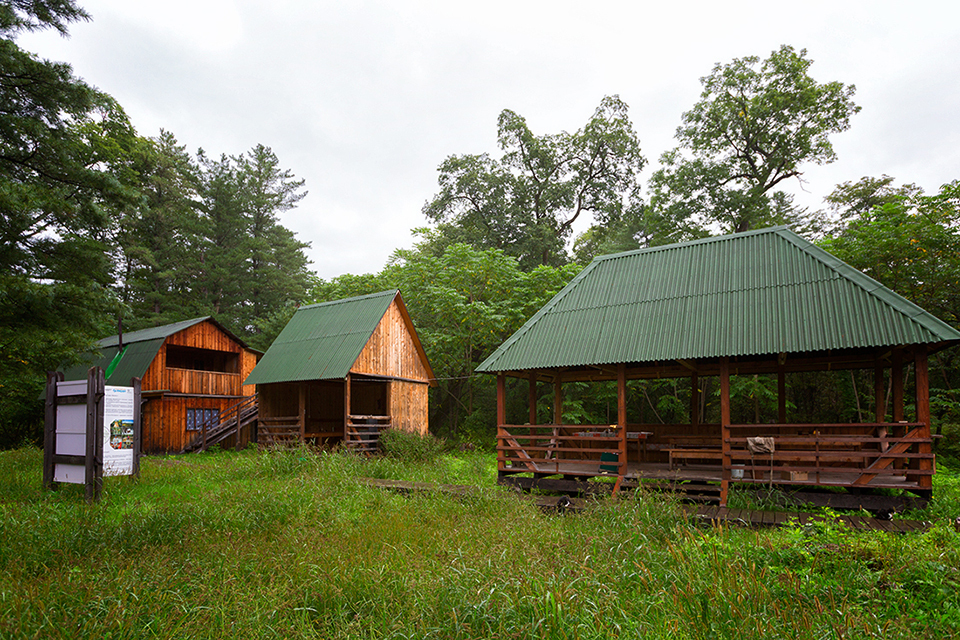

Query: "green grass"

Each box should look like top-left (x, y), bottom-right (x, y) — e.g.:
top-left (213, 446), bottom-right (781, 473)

top-left (1, 446), bottom-right (959, 638)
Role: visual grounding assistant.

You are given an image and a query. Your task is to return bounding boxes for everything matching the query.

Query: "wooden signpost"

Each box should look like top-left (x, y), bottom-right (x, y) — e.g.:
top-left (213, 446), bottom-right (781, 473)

top-left (43, 367), bottom-right (141, 502)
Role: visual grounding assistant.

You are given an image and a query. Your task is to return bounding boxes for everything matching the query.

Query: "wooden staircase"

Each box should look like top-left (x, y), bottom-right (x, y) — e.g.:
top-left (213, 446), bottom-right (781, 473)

top-left (184, 394), bottom-right (259, 453)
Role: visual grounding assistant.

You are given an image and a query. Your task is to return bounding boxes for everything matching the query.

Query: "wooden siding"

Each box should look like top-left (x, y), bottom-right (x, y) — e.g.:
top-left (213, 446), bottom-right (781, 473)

top-left (165, 320), bottom-right (243, 353)
top-left (240, 349), bottom-right (258, 396)
top-left (142, 395), bottom-right (239, 453)
top-left (391, 380), bottom-right (429, 435)
top-left (351, 300), bottom-right (430, 382)
top-left (137, 319), bottom-right (258, 453)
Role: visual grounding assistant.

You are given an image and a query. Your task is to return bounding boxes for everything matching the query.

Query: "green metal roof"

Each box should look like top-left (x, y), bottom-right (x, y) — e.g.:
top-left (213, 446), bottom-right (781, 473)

top-left (62, 317), bottom-right (248, 385)
top-left (98, 317), bottom-right (210, 348)
top-left (243, 290), bottom-right (399, 385)
top-left (477, 227), bottom-right (960, 373)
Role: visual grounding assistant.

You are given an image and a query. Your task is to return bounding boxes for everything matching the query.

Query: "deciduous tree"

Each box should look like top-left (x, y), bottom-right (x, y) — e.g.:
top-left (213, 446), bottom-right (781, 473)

top-left (650, 45), bottom-right (860, 235)
top-left (423, 96), bottom-right (646, 269)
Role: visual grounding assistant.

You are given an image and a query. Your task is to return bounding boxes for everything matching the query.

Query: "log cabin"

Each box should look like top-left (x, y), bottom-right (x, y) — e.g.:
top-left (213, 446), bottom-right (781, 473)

top-left (243, 290), bottom-right (434, 451)
top-left (63, 317), bottom-right (260, 453)
top-left (477, 227), bottom-right (960, 509)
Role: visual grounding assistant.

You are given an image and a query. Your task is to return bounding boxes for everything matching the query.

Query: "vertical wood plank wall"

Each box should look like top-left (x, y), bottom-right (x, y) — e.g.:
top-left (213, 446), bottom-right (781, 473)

top-left (390, 380), bottom-right (429, 435)
top-left (139, 320), bottom-right (259, 453)
top-left (352, 300), bottom-right (431, 382)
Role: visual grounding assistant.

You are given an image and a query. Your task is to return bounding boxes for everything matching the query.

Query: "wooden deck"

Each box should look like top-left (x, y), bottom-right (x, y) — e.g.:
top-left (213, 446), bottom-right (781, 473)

top-left (496, 423), bottom-right (934, 506)
top-left (360, 478), bottom-right (931, 533)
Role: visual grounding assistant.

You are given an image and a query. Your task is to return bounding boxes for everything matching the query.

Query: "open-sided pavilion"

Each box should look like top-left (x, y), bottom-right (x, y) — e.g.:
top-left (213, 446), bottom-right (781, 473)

top-left (476, 227), bottom-right (960, 508)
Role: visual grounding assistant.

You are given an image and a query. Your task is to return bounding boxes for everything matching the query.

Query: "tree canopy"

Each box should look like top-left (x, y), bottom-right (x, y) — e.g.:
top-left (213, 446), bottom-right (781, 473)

top-left (650, 45), bottom-right (860, 235)
top-left (423, 96), bottom-right (646, 269)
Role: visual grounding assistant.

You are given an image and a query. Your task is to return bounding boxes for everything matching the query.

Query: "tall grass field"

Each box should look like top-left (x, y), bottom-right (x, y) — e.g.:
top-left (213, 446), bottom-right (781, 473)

top-left (1, 443), bottom-right (959, 639)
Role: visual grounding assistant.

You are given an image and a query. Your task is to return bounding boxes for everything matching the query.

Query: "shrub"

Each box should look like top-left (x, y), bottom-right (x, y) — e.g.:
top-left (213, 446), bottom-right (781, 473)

top-left (378, 428), bottom-right (446, 463)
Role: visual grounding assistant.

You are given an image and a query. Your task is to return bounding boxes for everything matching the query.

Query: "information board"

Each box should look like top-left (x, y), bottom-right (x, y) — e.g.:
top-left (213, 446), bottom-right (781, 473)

top-left (103, 385), bottom-right (136, 476)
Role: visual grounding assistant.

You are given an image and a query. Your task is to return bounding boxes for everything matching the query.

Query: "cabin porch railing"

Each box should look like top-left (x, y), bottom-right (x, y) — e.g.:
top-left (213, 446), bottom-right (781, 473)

top-left (345, 414), bottom-right (391, 454)
top-left (497, 424), bottom-right (627, 477)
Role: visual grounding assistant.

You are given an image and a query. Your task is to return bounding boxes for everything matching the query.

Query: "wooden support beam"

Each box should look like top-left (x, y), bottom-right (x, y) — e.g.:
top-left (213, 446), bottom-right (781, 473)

top-left (720, 357), bottom-right (731, 506)
top-left (344, 374), bottom-right (351, 443)
top-left (496, 373), bottom-right (506, 427)
top-left (874, 360), bottom-right (885, 423)
top-left (617, 363), bottom-right (627, 487)
top-left (43, 371), bottom-right (63, 489)
top-left (913, 346), bottom-right (933, 489)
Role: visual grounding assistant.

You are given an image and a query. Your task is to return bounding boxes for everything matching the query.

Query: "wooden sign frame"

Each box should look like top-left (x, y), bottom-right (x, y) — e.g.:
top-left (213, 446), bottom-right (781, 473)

top-left (43, 367), bottom-right (141, 502)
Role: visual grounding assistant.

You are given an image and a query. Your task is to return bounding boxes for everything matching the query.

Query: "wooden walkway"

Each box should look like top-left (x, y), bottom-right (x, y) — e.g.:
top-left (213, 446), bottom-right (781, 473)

top-left (359, 478), bottom-right (931, 533)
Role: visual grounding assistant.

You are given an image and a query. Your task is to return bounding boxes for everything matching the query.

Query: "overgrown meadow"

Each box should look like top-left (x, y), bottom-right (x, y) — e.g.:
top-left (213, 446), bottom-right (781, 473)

top-left (1, 444), bottom-right (959, 639)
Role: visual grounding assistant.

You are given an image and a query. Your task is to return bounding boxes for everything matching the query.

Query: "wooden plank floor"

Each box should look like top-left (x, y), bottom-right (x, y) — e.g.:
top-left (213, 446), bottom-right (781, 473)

top-left (359, 478), bottom-right (931, 533)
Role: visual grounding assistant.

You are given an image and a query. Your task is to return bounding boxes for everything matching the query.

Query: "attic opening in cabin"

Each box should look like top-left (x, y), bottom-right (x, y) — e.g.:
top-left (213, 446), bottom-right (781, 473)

top-left (166, 345), bottom-right (239, 373)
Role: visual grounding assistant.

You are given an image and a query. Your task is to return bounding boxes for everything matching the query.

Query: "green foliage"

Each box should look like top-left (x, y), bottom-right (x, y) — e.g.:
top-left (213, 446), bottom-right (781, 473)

top-left (0, 4), bottom-right (136, 446)
top-left (820, 178), bottom-right (960, 430)
top-left (651, 45), bottom-right (860, 235)
top-left (378, 428), bottom-right (446, 463)
top-left (423, 96), bottom-right (646, 269)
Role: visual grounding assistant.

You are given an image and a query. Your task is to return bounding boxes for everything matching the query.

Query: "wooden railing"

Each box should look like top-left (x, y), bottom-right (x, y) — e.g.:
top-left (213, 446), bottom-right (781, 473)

top-left (345, 415), bottom-right (391, 454)
top-left (497, 424), bottom-right (627, 477)
top-left (725, 423), bottom-right (933, 488)
top-left (165, 368), bottom-right (241, 396)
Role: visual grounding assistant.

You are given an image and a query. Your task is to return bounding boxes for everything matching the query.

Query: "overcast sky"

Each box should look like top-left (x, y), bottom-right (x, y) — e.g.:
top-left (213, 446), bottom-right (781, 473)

top-left (20, 1), bottom-right (960, 279)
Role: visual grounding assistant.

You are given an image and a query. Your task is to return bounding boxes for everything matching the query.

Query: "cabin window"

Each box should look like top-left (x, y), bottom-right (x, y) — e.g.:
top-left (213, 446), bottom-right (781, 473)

top-left (186, 408), bottom-right (220, 431)
top-left (166, 345), bottom-right (239, 373)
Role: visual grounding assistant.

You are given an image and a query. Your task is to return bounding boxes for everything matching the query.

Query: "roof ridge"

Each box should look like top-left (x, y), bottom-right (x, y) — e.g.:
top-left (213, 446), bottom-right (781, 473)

top-left (593, 226), bottom-right (791, 262)
top-left (300, 289), bottom-right (397, 310)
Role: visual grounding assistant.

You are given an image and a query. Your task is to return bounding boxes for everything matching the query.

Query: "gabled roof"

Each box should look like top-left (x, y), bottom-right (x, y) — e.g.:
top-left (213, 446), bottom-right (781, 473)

top-left (63, 316), bottom-right (251, 384)
top-left (477, 227), bottom-right (960, 373)
top-left (243, 290), bottom-right (432, 385)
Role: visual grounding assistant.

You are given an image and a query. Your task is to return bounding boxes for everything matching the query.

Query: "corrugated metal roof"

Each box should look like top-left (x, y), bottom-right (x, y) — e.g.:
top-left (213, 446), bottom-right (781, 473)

top-left (98, 317), bottom-right (210, 347)
top-left (477, 227), bottom-right (960, 373)
top-left (62, 316), bottom-right (251, 385)
top-left (62, 338), bottom-right (166, 384)
top-left (243, 290), bottom-right (398, 385)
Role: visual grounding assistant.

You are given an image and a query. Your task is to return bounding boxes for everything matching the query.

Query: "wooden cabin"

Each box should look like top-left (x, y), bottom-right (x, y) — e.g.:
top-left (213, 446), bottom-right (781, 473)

top-left (64, 317), bottom-right (260, 453)
top-left (477, 227), bottom-right (960, 509)
top-left (244, 290), bottom-right (434, 450)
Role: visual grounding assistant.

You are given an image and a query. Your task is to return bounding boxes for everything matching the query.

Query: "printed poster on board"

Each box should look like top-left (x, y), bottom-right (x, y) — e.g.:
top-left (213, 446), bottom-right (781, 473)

top-left (103, 385), bottom-right (136, 476)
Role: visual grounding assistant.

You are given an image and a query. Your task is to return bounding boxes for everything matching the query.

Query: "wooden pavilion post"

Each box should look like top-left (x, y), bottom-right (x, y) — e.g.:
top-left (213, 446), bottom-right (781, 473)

top-left (892, 348), bottom-right (904, 423)
top-left (344, 373), bottom-right (351, 444)
top-left (496, 373), bottom-right (506, 427)
top-left (719, 357), bottom-right (731, 506)
top-left (617, 363), bottom-right (627, 484)
top-left (875, 358), bottom-right (889, 452)
top-left (913, 346), bottom-right (933, 490)
top-left (874, 359), bottom-right (885, 423)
